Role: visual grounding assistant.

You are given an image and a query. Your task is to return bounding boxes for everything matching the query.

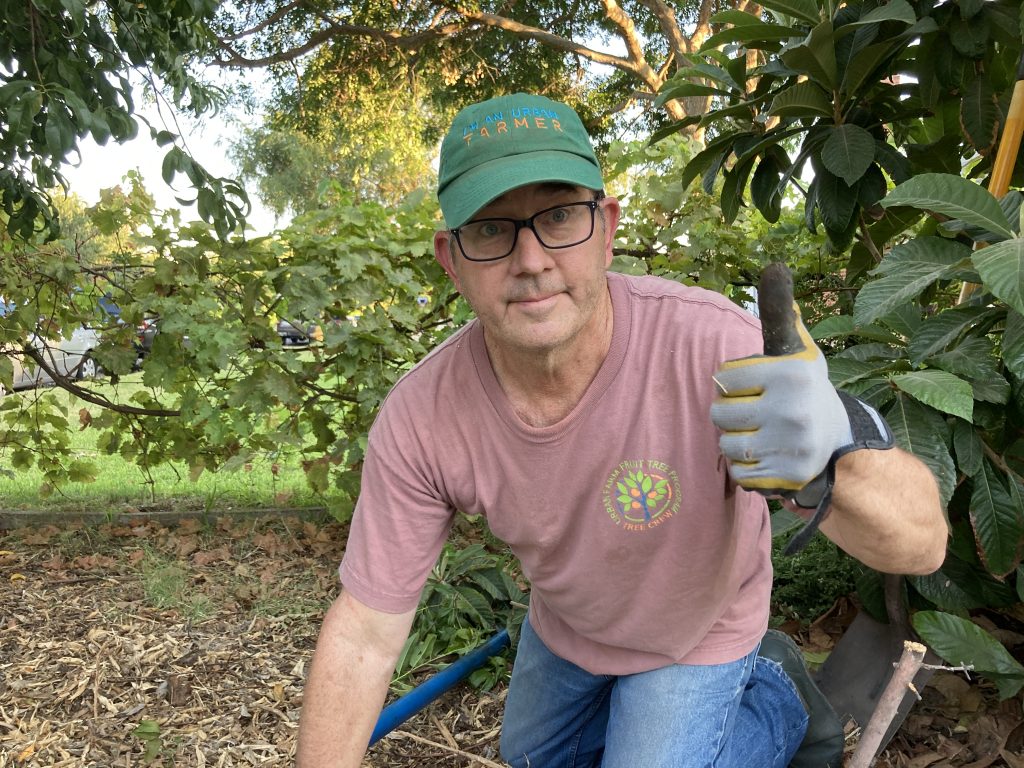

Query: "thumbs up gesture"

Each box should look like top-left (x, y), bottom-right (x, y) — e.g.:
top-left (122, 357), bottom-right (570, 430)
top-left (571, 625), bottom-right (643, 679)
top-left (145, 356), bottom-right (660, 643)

top-left (709, 264), bottom-right (853, 498)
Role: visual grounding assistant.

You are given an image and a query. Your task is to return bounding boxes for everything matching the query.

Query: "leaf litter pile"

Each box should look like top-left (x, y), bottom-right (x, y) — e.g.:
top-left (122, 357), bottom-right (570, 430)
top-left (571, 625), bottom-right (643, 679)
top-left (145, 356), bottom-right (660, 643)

top-left (0, 513), bottom-right (1023, 767)
top-left (0, 515), bottom-right (506, 767)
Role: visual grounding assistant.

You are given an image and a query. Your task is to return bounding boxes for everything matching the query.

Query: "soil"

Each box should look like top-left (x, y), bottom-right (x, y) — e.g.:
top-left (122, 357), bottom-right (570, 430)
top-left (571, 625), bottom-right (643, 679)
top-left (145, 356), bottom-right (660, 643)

top-left (1, 514), bottom-right (1022, 767)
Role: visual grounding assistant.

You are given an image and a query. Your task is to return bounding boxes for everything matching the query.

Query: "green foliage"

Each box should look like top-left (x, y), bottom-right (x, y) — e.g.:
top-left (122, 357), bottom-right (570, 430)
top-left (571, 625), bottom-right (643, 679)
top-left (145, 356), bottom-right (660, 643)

top-left (395, 540), bottom-right (525, 693)
top-left (606, 133), bottom-right (830, 298)
top-left (1, 181), bottom-right (460, 520)
top-left (133, 719), bottom-right (166, 764)
top-left (805, 175), bottom-right (1024, 695)
top-left (771, 531), bottom-right (859, 622)
top-left (1, 0), bottom-right (247, 240)
top-left (657, 0), bottom-right (1021, 252)
top-left (140, 547), bottom-right (213, 621)
top-left (649, 0), bottom-right (1024, 697)
top-left (230, 86), bottom-right (437, 215)
top-left (914, 611), bottom-right (1024, 698)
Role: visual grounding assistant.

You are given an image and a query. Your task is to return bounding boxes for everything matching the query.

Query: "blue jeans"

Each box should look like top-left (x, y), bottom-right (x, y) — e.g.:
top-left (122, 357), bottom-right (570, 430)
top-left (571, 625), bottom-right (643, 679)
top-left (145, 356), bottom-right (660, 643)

top-left (500, 618), bottom-right (808, 768)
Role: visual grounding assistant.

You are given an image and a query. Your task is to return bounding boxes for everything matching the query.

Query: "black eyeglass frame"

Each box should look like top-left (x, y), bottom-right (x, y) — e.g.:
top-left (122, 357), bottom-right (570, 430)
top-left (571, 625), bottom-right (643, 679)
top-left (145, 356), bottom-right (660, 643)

top-left (451, 199), bottom-right (602, 263)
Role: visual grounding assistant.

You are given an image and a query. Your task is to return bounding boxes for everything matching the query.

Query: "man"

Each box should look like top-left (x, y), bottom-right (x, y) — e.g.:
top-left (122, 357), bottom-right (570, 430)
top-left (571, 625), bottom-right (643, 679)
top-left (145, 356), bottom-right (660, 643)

top-left (296, 92), bottom-right (948, 767)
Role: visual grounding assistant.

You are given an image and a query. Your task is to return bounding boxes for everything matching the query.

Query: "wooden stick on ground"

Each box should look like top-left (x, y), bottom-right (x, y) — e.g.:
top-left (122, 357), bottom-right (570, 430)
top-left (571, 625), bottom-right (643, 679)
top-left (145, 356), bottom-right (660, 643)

top-left (387, 730), bottom-right (507, 768)
top-left (847, 640), bottom-right (928, 768)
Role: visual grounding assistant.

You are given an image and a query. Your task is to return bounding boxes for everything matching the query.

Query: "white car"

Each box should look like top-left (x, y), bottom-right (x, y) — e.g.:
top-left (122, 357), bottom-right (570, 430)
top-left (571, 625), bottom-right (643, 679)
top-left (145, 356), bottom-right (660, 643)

top-left (2, 326), bottom-right (102, 394)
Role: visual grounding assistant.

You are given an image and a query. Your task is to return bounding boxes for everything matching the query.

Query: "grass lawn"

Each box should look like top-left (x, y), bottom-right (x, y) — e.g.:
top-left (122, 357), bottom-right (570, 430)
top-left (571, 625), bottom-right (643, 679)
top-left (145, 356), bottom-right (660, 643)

top-left (0, 376), bottom-right (333, 515)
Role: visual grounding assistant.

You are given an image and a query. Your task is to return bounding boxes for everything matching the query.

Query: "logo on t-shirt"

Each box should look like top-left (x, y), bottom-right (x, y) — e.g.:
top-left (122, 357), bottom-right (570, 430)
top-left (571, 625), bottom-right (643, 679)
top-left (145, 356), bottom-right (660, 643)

top-left (602, 459), bottom-right (681, 531)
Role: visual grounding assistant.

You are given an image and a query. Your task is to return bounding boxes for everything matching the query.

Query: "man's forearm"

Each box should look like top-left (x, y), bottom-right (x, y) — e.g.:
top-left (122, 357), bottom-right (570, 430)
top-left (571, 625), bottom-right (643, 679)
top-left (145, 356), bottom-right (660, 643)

top-left (821, 447), bottom-right (948, 575)
top-left (297, 592), bottom-right (415, 767)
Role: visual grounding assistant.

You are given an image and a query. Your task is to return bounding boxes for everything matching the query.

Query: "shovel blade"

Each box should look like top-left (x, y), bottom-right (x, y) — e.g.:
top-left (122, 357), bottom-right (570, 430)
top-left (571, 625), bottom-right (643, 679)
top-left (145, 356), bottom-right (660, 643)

top-left (813, 612), bottom-right (938, 753)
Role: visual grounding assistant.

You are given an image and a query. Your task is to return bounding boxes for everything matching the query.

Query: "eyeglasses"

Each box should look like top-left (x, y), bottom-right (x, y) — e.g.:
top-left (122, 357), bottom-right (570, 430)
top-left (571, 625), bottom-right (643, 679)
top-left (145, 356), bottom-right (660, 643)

top-left (451, 200), bottom-right (601, 262)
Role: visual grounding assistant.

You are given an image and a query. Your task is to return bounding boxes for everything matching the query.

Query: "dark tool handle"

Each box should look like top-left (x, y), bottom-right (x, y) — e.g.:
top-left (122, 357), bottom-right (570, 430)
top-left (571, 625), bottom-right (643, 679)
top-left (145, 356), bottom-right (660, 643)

top-left (758, 263), bottom-right (803, 356)
top-left (755, 263), bottom-right (804, 504)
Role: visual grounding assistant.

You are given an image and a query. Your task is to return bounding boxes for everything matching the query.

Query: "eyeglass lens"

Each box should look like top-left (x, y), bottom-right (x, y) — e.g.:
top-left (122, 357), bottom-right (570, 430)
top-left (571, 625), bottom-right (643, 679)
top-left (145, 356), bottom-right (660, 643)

top-left (456, 202), bottom-right (596, 261)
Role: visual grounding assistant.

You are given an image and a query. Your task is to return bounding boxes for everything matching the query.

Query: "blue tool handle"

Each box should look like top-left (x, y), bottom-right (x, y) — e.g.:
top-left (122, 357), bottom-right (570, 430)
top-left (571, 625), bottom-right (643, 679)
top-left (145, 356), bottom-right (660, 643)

top-left (369, 628), bottom-right (512, 745)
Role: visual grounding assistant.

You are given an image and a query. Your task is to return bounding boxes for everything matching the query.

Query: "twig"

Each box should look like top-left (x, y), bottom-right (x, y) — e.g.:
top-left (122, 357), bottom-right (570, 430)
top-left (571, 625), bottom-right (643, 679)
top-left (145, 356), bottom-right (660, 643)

top-left (386, 729), bottom-right (506, 768)
top-left (922, 661), bottom-right (973, 678)
top-left (848, 640), bottom-right (928, 768)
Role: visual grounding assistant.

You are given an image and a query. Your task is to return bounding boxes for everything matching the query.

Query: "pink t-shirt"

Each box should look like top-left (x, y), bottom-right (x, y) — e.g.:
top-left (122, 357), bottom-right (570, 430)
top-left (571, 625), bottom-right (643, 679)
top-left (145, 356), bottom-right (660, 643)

top-left (339, 272), bottom-right (772, 675)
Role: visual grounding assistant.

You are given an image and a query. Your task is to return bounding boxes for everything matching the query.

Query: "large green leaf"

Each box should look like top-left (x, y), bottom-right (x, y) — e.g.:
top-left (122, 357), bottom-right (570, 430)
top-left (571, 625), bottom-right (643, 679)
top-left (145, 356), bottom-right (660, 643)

top-left (909, 551), bottom-right (1023, 611)
top-left (810, 314), bottom-right (901, 343)
top-left (853, 237), bottom-right (970, 326)
top-left (960, 74), bottom-right (1000, 156)
top-left (971, 377), bottom-right (1011, 405)
top-left (671, 62), bottom-right (743, 93)
top-left (952, 419), bottom-right (984, 477)
top-left (942, 192), bottom-right (1023, 245)
top-left (821, 124), bottom-right (875, 185)
top-left (837, 0), bottom-right (916, 31)
top-left (828, 357), bottom-right (899, 389)
top-left (914, 611), bottom-right (1024, 698)
top-left (881, 175), bottom-right (1014, 241)
top-left (654, 82), bottom-right (728, 107)
top-left (1003, 311), bottom-right (1024, 379)
top-left (886, 393), bottom-right (956, 506)
top-left (700, 23), bottom-right (803, 51)
top-left (810, 315), bottom-right (854, 340)
top-left (708, 9), bottom-right (768, 26)
top-left (841, 41), bottom-right (899, 99)
top-left (926, 336), bottom-right (1002, 384)
top-left (970, 460), bottom-right (1024, 577)
top-left (815, 169), bottom-right (858, 233)
top-left (768, 81), bottom-right (833, 117)
top-left (973, 240), bottom-right (1024, 316)
top-left (757, 0), bottom-right (821, 25)
top-left (721, 156), bottom-right (755, 224)
top-left (890, 370), bottom-right (974, 422)
top-left (873, 141), bottom-right (912, 185)
top-left (781, 21), bottom-right (838, 89)
top-left (908, 306), bottom-right (1000, 365)
top-left (751, 155), bottom-right (783, 222)
top-left (879, 302), bottom-right (923, 339)
top-left (679, 133), bottom-right (736, 191)
top-left (835, 342), bottom-right (904, 362)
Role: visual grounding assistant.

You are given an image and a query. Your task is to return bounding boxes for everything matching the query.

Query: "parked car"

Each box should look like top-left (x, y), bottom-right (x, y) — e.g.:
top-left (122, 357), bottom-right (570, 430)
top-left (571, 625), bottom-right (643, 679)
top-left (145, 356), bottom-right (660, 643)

top-left (1, 325), bottom-right (102, 394)
top-left (0, 299), bottom-right (104, 394)
top-left (276, 319), bottom-right (322, 347)
top-left (134, 317), bottom-right (159, 366)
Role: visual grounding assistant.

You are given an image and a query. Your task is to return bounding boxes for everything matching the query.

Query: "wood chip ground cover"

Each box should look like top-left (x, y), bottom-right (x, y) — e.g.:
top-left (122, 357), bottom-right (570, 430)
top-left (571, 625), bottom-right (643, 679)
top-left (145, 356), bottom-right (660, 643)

top-left (1, 514), bottom-right (1023, 767)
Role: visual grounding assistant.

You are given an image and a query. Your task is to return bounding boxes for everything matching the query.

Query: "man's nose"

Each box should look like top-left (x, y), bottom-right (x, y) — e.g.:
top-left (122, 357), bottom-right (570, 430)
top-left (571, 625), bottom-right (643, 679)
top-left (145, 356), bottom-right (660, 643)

top-left (508, 225), bottom-right (553, 274)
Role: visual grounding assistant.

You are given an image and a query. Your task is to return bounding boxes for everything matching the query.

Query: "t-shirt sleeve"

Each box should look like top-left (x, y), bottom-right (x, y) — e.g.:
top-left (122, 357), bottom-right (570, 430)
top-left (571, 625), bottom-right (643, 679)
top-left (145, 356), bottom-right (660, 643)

top-left (721, 304), bottom-right (764, 362)
top-left (339, 390), bottom-right (455, 613)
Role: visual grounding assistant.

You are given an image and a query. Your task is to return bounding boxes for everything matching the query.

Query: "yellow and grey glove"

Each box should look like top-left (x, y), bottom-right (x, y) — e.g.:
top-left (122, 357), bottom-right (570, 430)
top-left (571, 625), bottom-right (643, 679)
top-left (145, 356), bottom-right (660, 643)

top-left (710, 264), bottom-right (894, 553)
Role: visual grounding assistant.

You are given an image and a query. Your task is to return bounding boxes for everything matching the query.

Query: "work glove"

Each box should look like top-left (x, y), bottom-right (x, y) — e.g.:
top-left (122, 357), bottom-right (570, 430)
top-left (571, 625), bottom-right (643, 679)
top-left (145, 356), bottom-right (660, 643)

top-left (710, 264), bottom-right (893, 553)
top-left (709, 310), bottom-right (852, 497)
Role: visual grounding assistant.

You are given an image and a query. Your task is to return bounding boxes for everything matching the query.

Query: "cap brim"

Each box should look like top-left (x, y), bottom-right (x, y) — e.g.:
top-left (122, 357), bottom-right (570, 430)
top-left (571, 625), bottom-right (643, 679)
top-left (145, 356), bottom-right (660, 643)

top-left (439, 150), bottom-right (604, 228)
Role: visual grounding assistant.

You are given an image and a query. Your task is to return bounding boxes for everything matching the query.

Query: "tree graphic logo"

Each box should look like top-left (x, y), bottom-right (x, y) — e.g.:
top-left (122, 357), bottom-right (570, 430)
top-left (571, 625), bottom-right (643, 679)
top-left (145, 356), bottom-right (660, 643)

top-left (602, 460), bottom-right (681, 530)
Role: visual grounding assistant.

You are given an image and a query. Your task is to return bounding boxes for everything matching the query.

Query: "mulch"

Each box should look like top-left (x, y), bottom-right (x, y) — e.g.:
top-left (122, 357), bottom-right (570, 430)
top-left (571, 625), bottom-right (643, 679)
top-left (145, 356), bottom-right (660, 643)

top-left (1, 514), bottom-right (1022, 767)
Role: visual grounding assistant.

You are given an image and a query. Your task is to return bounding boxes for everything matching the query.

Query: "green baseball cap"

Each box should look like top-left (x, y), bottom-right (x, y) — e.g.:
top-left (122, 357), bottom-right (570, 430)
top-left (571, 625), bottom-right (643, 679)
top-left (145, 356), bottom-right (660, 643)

top-left (437, 93), bottom-right (604, 229)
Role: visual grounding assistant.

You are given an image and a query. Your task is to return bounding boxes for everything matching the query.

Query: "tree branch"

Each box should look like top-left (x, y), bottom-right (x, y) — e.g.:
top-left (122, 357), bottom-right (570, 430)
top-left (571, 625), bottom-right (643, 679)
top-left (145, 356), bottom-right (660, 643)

top-left (21, 347), bottom-right (180, 417)
top-left (594, 0), bottom-right (683, 115)
top-left (689, 0), bottom-right (717, 52)
top-left (214, 19), bottom-right (464, 68)
top-left (635, 0), bottom-right (687, 64)
top-left (218, 0), bottom-right (306, 42)
top-left (214, 6), bottom-right (645, 82)
top-left (849, 641), bottom-right (928, 768)
top-left (463, 9), bottom-right (638, 73)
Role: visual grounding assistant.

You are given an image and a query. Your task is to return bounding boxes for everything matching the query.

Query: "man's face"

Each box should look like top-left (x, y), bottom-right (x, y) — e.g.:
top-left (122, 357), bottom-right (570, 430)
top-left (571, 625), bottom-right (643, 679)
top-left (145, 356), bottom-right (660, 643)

top-left (434, 183), bottom-right (620, 357)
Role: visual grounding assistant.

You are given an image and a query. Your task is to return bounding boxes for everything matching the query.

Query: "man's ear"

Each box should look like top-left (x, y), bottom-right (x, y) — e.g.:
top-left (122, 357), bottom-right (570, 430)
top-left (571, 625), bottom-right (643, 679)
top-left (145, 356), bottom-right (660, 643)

top-left (600, 196), bottom-right (621, 268)
top-left (434, 230), bottom-right (461, 290)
